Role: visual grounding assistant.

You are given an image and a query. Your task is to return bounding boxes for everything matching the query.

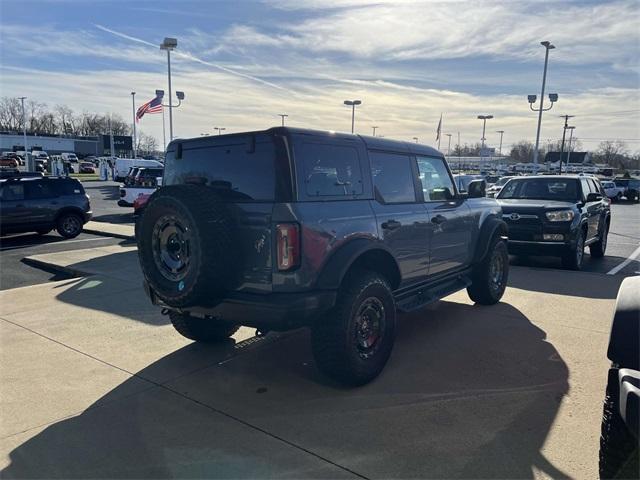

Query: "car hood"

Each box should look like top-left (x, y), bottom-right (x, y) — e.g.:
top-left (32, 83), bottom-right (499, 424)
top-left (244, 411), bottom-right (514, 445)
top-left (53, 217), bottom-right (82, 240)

top-left (497, 199), bottom-right (576, 214)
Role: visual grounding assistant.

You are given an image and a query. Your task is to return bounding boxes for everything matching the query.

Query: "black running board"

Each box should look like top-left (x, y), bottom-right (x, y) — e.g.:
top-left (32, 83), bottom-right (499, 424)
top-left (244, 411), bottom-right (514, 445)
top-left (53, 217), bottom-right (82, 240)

top-left (395, 272), bottom-right (472, 313)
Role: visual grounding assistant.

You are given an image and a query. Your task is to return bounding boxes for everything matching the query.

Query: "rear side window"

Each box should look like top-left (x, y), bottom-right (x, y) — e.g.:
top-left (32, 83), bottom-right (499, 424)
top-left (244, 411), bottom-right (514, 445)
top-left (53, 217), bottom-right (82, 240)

top-left (53, 180), bottom-right (84, 195)
top-left (24, 181), bottom-right (56, 200)
top-left (299, 143), bottom-right (363, 197)
top-left (164, 137), bottom-right (278, 201)
top-left (370, 151), bottom-right (416, 203)
top-left (0, 183), bottom-right (24, 201)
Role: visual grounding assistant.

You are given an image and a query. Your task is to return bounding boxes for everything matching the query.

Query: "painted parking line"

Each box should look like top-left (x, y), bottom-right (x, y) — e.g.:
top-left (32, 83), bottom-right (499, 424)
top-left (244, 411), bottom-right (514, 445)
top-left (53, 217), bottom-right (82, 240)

top-left (607, 244), bottom-right (640, 275)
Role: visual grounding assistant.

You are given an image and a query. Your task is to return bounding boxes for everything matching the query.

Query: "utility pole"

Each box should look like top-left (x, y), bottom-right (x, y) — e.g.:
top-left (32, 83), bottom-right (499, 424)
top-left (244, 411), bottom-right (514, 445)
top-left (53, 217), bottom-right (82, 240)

top-left (372, 126), bottom-right (378, 136)
top-left (496, 130), bottom-right (504, 156)
top-left (278, 114), bottom-right (288, 126)
top-left (131, 92), bottom-right (137, 158)
top-left (566, 126), bottom-right (575, 166)
top-left (557, 115), bottom-right (574, 175)
top-left (457, 131), bottom-right (462, 174)
top-left (446, 133), bottom-right (452, 155)
top-left (109, 114), bottom-right (115, 158)
top-left (19, 97), bottom-right (29, 171)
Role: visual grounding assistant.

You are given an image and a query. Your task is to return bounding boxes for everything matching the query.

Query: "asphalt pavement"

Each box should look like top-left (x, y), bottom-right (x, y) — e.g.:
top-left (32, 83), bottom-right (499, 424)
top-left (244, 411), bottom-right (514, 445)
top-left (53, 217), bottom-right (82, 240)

top-left (84, 180), bottom-right (134, 224)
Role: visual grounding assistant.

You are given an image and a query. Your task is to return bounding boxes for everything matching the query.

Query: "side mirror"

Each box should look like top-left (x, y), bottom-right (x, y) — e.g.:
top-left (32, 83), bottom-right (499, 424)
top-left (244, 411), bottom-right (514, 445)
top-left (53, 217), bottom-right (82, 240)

top-left (586, 192), bottom-right (602, 202)
top-left (467, 179), bottom-right (486, 198)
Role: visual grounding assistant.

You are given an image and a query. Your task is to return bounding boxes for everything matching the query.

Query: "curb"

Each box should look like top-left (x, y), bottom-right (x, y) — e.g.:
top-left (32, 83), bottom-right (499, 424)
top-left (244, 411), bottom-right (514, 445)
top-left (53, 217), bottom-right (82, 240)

top-left (83, 227), bottom-right (135, 241)
top-left (22, 257), bottom-right (93, 279)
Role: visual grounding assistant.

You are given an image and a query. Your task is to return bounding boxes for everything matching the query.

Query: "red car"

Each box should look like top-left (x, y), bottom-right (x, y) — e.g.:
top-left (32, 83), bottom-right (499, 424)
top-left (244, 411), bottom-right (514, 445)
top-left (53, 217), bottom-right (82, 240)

top-left (133, 193), bottom-right (151, 239)
top-left (79, 162), bottom-right (96, 174)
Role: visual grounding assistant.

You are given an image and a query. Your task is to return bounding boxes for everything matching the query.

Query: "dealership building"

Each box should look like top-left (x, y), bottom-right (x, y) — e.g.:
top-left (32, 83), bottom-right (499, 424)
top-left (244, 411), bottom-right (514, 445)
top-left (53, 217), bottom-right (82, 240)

top-left (0, 132), bottom-right (133, 157)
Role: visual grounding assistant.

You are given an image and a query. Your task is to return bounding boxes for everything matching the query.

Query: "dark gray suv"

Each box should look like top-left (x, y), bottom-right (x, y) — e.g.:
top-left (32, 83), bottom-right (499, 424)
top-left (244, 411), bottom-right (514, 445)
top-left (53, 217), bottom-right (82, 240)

top-left (138, 127), bottom-right (508, 385)
top-left (0, 176), bottom-right (92, 238)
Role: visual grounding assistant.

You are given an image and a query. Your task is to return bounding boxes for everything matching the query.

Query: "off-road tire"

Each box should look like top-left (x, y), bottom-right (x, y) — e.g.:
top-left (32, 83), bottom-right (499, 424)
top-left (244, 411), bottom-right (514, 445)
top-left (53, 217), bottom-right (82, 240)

top-left (169, 311), bottom-right (239, 342)
top-left (562, 230), bottom-right (586, 271)
top-left (56, 212), bottom-right (83, 239)
top-left (590, 223), bottom-right (608, 258)
top-left (312, 269), bottom-right (396, 386)
top-left (467, 236), bottom-right (509, 305)
top-left (599, 369), bottom-right (639, 479)
top-left (137, 185), bottom-right (239, 308)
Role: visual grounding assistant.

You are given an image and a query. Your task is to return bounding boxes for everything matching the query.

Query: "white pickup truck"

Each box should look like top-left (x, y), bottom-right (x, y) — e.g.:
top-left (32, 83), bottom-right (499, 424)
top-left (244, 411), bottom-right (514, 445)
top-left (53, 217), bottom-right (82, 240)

top-left (601, 180), bottom-right (625, 202)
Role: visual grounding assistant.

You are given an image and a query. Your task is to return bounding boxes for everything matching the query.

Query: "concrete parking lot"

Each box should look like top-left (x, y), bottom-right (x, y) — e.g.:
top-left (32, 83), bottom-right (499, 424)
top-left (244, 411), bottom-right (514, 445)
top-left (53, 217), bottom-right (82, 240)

top-left (0, 236), bottom-right (631, 478)
top-left (0, 179), bottom-right (638, 478)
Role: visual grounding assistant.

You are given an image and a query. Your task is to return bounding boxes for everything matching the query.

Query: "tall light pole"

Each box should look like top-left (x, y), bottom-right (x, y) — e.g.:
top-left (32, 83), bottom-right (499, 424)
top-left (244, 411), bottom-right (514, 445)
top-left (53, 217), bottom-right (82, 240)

top-left (477, 115), bottom-right (493, 154)
top-left (214, 127), bottom-right (226, 135)
top-left (131, 92), bottom-right (137, 158)
top-left (278, 114), bottom-right (288, 126)
top-left (18, 97), bottom-right (29, 171)
top-left (343, 100), bottom-right (361, 133)
top-left (530, 41), bottom-right (557, 166)
top-left (445, 133), bottom-right (452, 155)
top-left (496, 130), bottom-right (504, 156)
top-left (372, 126), bottom-right (378, 136)
top-left (566, 125), bottom-right (576, 166)
top-left (558, 114), bottom-right (574, 174)
top-left (160, 37), bottom-right (177, 141)
top-left (413, 137), bottom-right (419, 143)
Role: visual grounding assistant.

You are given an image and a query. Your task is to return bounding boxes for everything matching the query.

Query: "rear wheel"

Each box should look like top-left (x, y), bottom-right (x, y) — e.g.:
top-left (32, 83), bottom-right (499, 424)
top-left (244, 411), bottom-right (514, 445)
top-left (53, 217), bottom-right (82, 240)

top-left (56, 213), bottom-right (83, 238)
top-left (312, 270), bottom-right (396, 386)
top-left (599, 369), bottom-right (639, 479)
top-left (169, 311), bottom-right (239, 342)
top-left (467, 236), bottom-right (509, 305)
top-left (562, 230), bottom-right (585, 270)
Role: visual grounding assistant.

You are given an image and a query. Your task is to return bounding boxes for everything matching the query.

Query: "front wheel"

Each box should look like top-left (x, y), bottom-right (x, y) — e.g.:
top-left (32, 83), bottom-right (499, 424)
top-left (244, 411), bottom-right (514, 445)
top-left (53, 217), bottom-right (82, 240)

top-left (169, 311), bottom-right (239, 342)
top-left (562, 231), bottom-right (585, 270)
top-left (56, 213), bottom-right (83, 239)
top-left (312, 270), bottom-right (396, 386)
top-left (467, 237), bottom-right (509, 305)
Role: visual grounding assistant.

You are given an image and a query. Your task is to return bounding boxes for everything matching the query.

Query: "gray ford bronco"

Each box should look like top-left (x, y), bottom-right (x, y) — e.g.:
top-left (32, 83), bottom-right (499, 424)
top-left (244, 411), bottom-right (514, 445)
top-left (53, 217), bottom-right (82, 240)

top-left (137, 127), bottom-right (509, 385)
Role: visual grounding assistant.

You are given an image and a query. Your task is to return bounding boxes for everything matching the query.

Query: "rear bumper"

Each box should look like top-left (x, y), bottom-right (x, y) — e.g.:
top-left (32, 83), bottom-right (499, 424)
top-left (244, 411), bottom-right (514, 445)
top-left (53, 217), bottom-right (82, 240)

top-left (143, 281), bottom-right (337, 330)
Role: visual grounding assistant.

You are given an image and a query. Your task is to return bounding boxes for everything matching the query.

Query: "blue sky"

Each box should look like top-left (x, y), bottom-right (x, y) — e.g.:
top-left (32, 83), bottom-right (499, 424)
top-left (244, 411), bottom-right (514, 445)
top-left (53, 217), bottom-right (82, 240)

top-left (1, 0), bottom-right (639, 152)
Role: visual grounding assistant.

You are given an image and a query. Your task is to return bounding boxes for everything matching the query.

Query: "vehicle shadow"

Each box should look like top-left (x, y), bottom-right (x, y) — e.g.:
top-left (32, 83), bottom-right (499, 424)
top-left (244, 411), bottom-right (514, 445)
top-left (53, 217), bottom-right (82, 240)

top-left (508, 256), bottom-right (624, 299)
top-left (1, 301), bottom-right (571, 479)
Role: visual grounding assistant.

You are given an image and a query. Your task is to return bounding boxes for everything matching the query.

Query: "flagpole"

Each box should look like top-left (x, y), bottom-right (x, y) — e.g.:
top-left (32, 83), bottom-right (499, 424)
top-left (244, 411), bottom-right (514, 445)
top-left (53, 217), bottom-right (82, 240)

top-left (162, 107), bottom-right (167, 153)
top-left (437, 113), bottom-right (442, 150)
top-left (131, 92), bottom-right (137, 159)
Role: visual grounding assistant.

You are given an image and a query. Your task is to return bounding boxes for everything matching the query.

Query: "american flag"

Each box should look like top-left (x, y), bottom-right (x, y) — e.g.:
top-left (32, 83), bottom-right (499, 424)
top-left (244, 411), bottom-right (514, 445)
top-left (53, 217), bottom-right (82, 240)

top-left (136, 96), bottom-right (163, 122)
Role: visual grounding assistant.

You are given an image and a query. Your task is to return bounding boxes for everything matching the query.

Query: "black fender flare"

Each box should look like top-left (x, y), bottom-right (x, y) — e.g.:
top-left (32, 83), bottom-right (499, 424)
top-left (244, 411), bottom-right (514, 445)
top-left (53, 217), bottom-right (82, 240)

top-left (315, 238), bottom-right (401, 290)
top-left (472, 217), bottom-right (508, 263)
top-left (607, 276), bottom-right (640, 370)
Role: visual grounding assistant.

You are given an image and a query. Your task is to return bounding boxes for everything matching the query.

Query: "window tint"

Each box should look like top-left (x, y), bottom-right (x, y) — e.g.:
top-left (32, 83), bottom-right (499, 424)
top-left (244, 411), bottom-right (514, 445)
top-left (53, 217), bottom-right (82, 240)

top-left (0, 183), bottom-right (24, 201)
top-left (53, 179), bottom-right (84, 195)
top-left (416, 156), bottom-right (455, 201)
top-left (164, 138), bottom-right (278, 201)
top-left (300, 143), bottom-right (363, 197)
top-left (24, 181), bottom-right (56, 200)
top-left (370, 151), bottom-right (416, 204)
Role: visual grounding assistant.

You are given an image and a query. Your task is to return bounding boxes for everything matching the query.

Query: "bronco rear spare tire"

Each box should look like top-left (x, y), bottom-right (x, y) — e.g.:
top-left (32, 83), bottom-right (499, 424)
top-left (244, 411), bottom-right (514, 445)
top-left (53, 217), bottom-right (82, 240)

top-left (137, 185), bottom-right (239, 308)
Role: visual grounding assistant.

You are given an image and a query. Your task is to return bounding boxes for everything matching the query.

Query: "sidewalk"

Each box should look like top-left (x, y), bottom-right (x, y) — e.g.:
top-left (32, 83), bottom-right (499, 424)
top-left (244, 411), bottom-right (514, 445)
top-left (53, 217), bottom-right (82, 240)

top-left (0, 245), bottom-right (624, 478)
top-left (83, 220), bottom-right (135, 240)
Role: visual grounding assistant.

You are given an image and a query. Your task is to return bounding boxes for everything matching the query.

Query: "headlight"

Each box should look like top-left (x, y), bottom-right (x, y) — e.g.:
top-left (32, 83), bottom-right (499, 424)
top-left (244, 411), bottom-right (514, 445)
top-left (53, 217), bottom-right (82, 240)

top-left (545, 210), bottom-right (574, 222)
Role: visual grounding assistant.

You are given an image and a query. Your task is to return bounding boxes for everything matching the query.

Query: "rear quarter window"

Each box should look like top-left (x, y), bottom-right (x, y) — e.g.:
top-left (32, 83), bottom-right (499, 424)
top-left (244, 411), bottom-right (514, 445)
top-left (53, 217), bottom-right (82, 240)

top-left (299, 142), bottom-right (363, 197)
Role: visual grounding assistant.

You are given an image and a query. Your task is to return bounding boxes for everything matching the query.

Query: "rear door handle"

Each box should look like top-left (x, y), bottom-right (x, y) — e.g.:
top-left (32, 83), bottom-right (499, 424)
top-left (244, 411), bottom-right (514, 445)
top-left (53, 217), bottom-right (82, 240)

top-left (381, 220), bottom-right (401, 230)
top-left (431, 214), bottom-right (447, 225)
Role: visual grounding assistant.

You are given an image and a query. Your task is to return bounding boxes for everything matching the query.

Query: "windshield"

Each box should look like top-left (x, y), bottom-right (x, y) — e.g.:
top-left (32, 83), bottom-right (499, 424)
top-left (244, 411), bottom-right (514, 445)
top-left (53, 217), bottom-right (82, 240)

top-left (497, 178), bottom-right (579, 201)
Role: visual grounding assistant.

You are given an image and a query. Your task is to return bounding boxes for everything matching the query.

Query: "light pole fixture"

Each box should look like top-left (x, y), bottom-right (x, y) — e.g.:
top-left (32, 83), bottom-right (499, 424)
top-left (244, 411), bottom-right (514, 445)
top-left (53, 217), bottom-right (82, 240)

top-left (529, 40), bottom-right (557, 166)
top-left (214, 127), bottom-right (226, 135)
top-left (413, 137), bottom-right (419, 143)
top-left (278, 114), bottom-right (288, 126)
top-left (372, 126), bottom-right (378, 136)
top-left (445, 133), bottom-right (452, 155)
top-left (160, 37), bottom-right (178, 141)
top-left (477, 115), bottom-right (493, 151)
top-left (343, 100), bottom-right (362, 134)
top-left (496, 130), bottom-right (504, 156)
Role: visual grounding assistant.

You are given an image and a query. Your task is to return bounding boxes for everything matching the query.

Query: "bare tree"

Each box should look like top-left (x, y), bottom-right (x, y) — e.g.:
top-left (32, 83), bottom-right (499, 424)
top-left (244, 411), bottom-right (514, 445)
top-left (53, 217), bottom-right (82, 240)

top-left (137, 132), bottom-right (158, 154)
top-left (509, 140), bottom-right (536, 163)
top-left (55, 105), bottom-right (76, 135)
top-left (0, 97), bottom-right (24, 132)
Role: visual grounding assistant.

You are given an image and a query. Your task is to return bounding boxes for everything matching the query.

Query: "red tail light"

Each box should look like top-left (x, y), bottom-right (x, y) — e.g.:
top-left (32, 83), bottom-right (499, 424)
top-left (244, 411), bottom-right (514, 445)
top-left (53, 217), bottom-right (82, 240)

top-left (276, 223), bottom-right (300, 271)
